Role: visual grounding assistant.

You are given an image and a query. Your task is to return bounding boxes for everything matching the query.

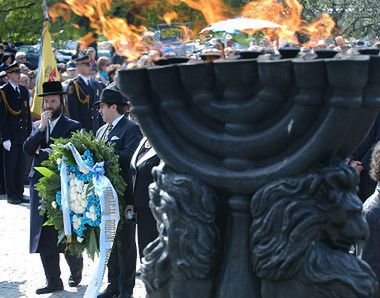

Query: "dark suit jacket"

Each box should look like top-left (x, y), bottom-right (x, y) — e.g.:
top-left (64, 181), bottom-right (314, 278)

top-left (351, 113), bottom-right (380, 170)
top-left (67, 76), bottom-right (103, 133)
top-left (96, 116), bottom-right (142, 205)
top-left (23, 115), bottom-right (81, 253)
top-left (130, 137), bottom-right (160, 209)
top-left (0, 82), bottom-right (32, 144)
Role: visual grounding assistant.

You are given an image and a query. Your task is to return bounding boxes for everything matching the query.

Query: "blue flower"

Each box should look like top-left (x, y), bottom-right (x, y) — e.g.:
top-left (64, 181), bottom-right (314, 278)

top-left (82, 193), bottom-right (101, 227)
top-left (82, 149), bottom-right (95, 167)
top-left (56, 191), bottom-right (62, 208)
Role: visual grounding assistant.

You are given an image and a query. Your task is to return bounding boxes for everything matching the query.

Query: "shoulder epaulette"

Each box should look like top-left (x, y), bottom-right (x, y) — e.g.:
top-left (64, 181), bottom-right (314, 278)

top-left (0, 87), bottom-right (21, 116)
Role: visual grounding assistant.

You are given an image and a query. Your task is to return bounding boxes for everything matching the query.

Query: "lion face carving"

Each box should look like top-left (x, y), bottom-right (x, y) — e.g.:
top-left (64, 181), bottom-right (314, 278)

top-left (250, 162), bottom-right (377, 297)
top-left (323, 191), bottom-right (368, 251)
top-left (141, 163), bottom-right (220, 293)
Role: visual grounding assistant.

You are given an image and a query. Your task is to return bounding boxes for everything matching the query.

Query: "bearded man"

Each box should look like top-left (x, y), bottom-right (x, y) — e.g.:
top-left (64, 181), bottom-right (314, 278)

top-left (23, 81), bottom-right (83, 294)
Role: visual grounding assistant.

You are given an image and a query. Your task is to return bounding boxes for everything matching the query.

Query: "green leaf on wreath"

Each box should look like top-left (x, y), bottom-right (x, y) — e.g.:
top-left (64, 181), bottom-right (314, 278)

top-left (43, 217), bottom-right (55, 226)
top-left (57, 232), bottom-right (65, 245)
top-left (87, 228), bottom-right (99, 260)
top-left (35, 167), bottom-right (55, 178)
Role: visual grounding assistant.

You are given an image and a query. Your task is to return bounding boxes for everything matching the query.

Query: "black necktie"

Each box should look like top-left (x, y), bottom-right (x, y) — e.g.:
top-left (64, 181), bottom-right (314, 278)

top-left (103, 124), bottom-right (113, 141)
top-left (15, 86), bottom-right (19, 94)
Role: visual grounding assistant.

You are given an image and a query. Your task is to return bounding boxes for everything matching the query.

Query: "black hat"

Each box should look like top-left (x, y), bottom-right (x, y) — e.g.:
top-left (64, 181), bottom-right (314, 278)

top-left (4, 63), bottom-right (20, 74)
top-left (37, 81), bottom-right (66, 97)
top-left (74, 55), bottom-right (90, 65)
top-left (94, 88), bottom-right (128, 106)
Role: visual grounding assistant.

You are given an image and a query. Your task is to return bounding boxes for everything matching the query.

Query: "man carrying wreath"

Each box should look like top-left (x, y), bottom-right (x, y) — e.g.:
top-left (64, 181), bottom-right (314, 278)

top-left (23, 81), bottom-right (83, 294)
top-left (95, 88), bottom-right (142, 298)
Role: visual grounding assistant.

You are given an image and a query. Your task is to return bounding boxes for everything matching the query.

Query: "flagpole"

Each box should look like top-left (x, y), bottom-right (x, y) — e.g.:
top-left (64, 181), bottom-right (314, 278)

top-left (42, 0), bottom-right (49, 21)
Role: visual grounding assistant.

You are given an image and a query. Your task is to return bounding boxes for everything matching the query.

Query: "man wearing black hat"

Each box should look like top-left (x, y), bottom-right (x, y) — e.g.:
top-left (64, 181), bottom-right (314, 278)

top-left (23, 81), bottom-right (83, 294)
top-left (95, 88), bottom-right (142, 298)
top-left (0, 63), bottom-right (32, 204)
top-left (67, 55), bottom-right (103, 133)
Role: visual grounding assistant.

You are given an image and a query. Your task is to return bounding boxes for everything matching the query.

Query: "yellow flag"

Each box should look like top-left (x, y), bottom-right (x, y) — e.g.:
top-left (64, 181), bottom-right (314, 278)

top-left (31, 21), bottom-right (59, 118)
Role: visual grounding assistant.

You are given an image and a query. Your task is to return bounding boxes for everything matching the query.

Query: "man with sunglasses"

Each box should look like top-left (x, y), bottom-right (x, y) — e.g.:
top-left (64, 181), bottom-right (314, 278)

top-left (0, 63), bottom-right (32, 204)
top-left (15, 51), bottom-right (32, 70)
top-left (67, 55), bottom-right (104, 133)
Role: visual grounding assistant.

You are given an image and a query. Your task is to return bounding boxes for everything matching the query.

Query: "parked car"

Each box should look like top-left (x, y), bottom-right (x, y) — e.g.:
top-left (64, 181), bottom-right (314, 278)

top-left (55, 49), bottom-right (72, 63)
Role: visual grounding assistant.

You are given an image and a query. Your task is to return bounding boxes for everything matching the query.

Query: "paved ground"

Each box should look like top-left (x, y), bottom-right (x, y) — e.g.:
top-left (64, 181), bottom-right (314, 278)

top-left (0, 187), bottom-right (146, 298)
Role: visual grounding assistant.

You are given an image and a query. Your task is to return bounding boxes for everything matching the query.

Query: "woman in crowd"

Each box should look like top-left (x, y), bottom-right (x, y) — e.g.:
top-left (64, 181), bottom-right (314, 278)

top-left (130, 135), bottom-right (160, 264)
top-left (96, 56), bottom-right (110, 85)
top-left (361, 141), bottom-right (380, 297)
top-left (106, 64), bottom-right (120, 85)
top-left (86, 47), bottom-right (97, 68)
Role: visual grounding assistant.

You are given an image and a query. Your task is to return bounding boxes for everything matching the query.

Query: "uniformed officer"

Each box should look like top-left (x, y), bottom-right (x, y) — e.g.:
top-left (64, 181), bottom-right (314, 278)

top-left (0, 63), bottom-right (32, 204)
top-left (67, 55), bottom-right (103, 133)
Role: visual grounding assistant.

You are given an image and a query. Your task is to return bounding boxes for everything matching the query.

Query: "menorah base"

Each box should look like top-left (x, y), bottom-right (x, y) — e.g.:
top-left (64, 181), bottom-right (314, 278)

top-left (140, 162), bottom-right (377, 298)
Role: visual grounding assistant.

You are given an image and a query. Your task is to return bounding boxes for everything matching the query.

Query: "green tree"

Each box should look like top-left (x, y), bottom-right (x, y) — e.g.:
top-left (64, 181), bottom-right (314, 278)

top-left (300, 0), bottom-right (380, 38)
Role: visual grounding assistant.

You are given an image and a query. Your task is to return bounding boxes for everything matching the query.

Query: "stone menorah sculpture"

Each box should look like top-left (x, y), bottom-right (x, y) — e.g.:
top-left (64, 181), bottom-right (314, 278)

top-left (118, 54), bottom-right (380, 298)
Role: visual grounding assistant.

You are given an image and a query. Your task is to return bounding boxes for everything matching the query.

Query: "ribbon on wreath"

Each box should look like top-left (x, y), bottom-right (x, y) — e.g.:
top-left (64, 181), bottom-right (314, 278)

top-left (60, 158), bottom-right (72, 243)
top-left (62, 142), bottom-right (120, 298)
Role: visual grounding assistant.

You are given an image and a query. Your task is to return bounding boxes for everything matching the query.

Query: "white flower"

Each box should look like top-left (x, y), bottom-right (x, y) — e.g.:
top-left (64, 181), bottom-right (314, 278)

top-left (51, 201), bottom-right (57, 209)
top-left (77, 237), bottom-right (84, 243)
top-left (57, 158), bottom-right (62, 165)
top-left (72, 215), bottom-right (82, 230)
top-left (90, 214), bottom-right (97, 221)
top-left (68, 178), bottom-right (89, 214)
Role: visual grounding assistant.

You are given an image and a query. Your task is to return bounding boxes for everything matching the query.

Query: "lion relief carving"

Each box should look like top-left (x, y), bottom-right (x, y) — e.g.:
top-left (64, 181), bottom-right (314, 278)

top-left (250, 163), bottom-right (378, 298)
top-left (141, 163), bottom-right (220, 298)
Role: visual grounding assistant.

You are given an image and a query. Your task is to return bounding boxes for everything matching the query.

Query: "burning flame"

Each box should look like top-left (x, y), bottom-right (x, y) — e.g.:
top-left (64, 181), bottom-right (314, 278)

top-left (163, 11), bottom-right (178, 25)
top-left (242, 0), bottom-right (335, 46)
top-left (50, 0), bottom-right (149, 59)
top-left (49, 0), bottom-right (336, 59)
top-left (173, 0), bottom-right (232, 24)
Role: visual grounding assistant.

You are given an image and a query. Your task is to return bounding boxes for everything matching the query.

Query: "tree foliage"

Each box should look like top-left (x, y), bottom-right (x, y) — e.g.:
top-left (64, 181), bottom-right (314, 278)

top-left (300, 0), bottom-right (380, 38)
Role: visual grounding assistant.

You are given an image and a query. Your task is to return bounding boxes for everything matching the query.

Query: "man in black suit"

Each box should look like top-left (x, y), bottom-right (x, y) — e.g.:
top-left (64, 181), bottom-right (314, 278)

top-left (0, 63), bottom-right (32, 204)
top-left (67, 55), bottom-right (103, 133)
top-left (23, 81), bottom-right (83, 295)
top-left (95, 88), bottom-right (142, 298)
top-left (350, 113), bottom-right (380, 201)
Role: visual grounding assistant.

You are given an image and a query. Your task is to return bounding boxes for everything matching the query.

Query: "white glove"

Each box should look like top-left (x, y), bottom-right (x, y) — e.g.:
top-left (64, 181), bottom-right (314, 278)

top-left (3, 140), bottom-right (11, 151)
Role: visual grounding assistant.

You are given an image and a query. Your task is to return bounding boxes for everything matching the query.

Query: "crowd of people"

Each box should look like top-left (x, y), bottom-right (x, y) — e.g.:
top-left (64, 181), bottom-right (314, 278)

top-left (0, 42), bottom-right (160, 297)
top-left (1, 33), bottom-right (380, 297)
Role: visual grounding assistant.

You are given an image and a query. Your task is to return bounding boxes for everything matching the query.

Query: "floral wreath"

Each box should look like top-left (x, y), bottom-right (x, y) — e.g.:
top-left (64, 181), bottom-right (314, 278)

top-left (35, 131), bottom-right (126, 259)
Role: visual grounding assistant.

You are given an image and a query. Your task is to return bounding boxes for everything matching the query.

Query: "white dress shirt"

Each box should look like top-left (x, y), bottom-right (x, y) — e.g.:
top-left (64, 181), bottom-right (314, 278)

top-left (49, 115), bottom-right (61, 133)
top-left (111, 115), bottom-right (123, 129)
top-left (9, 80), bottom-right (19, 93)
top-left (79, 74), bottom-right (91, 86)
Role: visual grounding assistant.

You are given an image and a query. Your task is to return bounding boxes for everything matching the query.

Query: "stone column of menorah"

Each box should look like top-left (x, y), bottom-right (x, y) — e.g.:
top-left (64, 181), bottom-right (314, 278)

top-left (118, 54), bottom-right (380, 298)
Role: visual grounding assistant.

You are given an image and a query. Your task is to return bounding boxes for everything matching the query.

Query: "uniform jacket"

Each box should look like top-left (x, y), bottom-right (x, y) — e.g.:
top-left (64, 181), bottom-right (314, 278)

top-left (67, 76), bottom-right (103, 133)
top-left (23, 115), bottom-right (81, 253)
top-left (96, 116), bottom-right (142, 205)
top-left (130, 137), bottom-right (160, 209)
top-left (0, 82), bottom-right (32, 144)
